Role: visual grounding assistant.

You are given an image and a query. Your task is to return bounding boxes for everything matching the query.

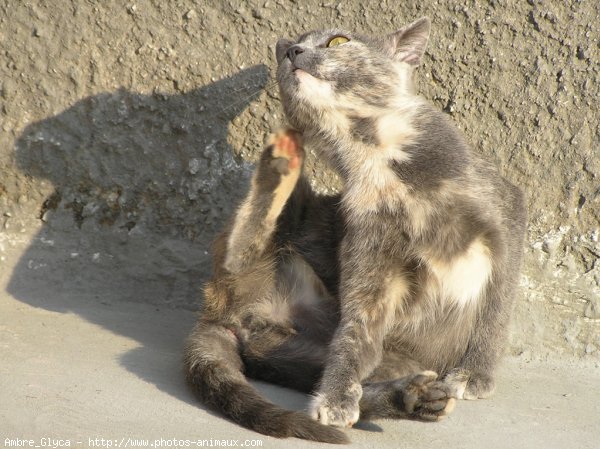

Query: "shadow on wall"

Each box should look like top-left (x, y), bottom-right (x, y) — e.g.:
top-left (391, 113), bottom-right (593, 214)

top-left (6, 65), bottom-right (270, 410)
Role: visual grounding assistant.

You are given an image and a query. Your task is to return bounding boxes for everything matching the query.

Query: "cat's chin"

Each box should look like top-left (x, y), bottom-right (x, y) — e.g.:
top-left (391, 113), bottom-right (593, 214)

top-left (295, 72), bottom-right (334, 105)
top-left (293, 67), bottom-right (322, 80)
top-left (294, 69), bottom-right (326, 86)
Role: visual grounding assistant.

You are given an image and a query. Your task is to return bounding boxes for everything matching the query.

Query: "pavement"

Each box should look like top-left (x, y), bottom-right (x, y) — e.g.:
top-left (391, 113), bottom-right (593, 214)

top-left (1, 231), bottom-right (599, 449)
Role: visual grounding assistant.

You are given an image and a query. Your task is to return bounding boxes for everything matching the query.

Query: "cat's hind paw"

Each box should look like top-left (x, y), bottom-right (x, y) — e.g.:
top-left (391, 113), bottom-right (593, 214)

top-left (398, 371), bottom-right (456, 421)
top-left (267, 128), bottom-right (304, 174)
top-left (254, 128), bottom-right (304, 198)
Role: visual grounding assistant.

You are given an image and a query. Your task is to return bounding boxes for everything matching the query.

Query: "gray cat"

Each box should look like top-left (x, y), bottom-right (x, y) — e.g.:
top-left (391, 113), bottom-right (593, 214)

top-left (184, 17), bottom-right (526, 443)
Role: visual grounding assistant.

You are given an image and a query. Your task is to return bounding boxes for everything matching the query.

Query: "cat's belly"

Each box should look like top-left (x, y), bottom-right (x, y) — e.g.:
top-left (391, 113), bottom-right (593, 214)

top-left (262, 253), bottom-right (339, 338)
top-left (384, 299), bottom-right (478, 373)
top-left (424, 237), bottom-right (493, 309)
top-left (382, 238), bottom-right (492, 372)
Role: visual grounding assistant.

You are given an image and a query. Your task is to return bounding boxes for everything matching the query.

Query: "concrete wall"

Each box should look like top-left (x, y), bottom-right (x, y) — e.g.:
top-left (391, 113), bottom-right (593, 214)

top-left (0, 1), bottom-right (598, 361)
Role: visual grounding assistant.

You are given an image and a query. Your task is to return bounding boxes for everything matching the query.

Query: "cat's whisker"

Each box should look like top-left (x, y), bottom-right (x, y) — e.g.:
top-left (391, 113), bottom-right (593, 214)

top-left (227, 78), bottom-right (277, 95)
top-left (217, 80), bottom-right (279, 116)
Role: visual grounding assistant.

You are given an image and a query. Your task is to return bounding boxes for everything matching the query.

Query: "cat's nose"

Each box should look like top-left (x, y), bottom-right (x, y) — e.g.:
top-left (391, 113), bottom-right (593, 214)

top-left (286, 45), bottom-right (304, 63)
top-left (275, 39), bottom-right (293, 63)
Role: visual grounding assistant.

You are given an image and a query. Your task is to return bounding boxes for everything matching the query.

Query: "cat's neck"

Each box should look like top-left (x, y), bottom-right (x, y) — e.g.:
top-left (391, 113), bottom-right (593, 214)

top-left (304, 95), bottom-right (426, 182)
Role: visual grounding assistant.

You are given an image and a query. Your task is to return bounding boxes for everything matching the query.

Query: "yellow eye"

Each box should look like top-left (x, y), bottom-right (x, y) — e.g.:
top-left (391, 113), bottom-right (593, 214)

top-left (327, 36), bottom-right (349, 47)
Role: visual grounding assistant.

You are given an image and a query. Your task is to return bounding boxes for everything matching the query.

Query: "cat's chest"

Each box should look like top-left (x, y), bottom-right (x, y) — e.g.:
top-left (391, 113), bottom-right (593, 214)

top-left (341, 146), bottom-right (409, 214)
top-left (341, 161), bottom-right (431, 235)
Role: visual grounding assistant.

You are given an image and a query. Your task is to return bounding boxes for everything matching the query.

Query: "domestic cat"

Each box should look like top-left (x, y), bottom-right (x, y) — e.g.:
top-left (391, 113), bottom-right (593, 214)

top-left (184, 17), bottom-right (526, 443)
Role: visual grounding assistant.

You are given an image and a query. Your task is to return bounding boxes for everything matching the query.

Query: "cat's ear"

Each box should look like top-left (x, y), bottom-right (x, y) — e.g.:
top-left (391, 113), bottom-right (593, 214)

top-left (386, 17), bottom-right (431, 66)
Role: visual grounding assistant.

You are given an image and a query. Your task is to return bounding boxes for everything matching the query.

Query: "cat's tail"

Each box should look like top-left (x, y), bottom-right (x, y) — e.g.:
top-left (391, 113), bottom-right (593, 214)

top-left (184, 322), bottom-right (349, 444)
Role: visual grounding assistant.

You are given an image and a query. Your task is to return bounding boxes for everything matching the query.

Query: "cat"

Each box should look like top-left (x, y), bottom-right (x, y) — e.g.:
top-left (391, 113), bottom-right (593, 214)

top-left (184, 17), bottom-right (526, 443)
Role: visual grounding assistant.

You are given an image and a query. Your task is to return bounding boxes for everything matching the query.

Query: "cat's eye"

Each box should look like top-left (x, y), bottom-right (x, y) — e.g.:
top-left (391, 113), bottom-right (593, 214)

top-left (327, 36), bottom-right (349, 47)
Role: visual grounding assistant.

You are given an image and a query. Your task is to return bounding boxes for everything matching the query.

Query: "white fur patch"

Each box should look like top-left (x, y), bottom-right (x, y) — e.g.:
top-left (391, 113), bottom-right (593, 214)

top-left (376, 100), bottom-right (423, 145)
top-left (383, 275), bottom-right (411, 319)
top-left (337, 108), bottom-right (421, 217)
top-left (295, 70), bottom-right (335, 107)
top-left (341, 144), bottom-right (411, 216)
top-left (309, 384), bottom-right (362, 427)
top-left (427, 238), bottom-right (492, 308)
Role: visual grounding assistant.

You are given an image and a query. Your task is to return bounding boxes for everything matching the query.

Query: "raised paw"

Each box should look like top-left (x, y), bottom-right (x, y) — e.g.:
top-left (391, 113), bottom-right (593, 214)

top-left (310, 383), bottom-right (362, 428)
top-left (254, 128), bottom-right (303, 197)
top-left (444, 368), bottom-right (495, 400)
top-left (398, 371), bottom-right (456, 421)
top-left (267, 128), bottom-right (304, 174)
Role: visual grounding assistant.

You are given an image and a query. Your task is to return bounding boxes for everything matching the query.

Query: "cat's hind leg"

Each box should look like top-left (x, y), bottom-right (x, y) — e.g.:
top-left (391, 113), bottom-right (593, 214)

top-left (224, 129), bottom-right (304, 274)
top-left (185, 130), bottom-right (350, 443)
top-left (241, 253), bottom-right (339, 393)
top-left (184, 320), bottom-right (347, 443)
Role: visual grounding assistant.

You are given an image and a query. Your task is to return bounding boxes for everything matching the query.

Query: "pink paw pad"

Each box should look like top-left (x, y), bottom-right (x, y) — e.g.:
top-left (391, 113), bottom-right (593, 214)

top-left (272, 130), bottom-right (304, 170)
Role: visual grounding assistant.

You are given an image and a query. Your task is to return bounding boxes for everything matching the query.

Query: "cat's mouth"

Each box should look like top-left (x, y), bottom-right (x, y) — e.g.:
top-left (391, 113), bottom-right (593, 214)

top-left (293, 69), bottom-right (319, 84)
top-left (287, 59), bottom-right (317, 78)
top-left (289, 62), bottom-right (305, 73)
top-left (292, 66), bottom-right (318, 80)
top-left (291, 66), bottom-right (310, 80)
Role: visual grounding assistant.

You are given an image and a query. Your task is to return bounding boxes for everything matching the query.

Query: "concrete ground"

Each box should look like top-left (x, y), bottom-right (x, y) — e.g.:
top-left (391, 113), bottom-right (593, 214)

top-left (1, 233), bottom-right (599, 449)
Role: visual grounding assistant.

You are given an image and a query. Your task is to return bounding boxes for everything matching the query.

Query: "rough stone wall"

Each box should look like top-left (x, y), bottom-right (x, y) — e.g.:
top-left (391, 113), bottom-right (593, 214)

top-left (0, 1), bottom-right (598, 361)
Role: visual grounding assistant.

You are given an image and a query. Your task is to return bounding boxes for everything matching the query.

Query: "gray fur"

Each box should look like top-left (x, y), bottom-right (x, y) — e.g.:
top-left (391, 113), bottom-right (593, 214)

top-left (184, 17), bottom-right (526, 441)
top-left (349, 115), bottom-right (380, 146)
top-left (391, 108), bottom-right (469, 190)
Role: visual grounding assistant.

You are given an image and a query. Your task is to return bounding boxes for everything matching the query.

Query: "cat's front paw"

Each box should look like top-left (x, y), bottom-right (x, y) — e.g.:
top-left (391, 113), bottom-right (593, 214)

top-left (309, 383), bottom-right (362, 427)
top-left (266, 128), bottom-right (304, 175)
top-left (445, 368), bottom-right (495, 400)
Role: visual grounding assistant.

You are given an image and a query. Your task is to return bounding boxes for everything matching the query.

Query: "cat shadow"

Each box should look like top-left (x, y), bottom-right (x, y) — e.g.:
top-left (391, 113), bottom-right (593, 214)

top-left (6, 64), bottom-right (311, 418)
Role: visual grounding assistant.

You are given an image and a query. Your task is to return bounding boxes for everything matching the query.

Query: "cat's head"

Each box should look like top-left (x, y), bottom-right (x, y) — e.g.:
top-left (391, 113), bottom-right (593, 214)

top-left (275, 18), bottom-right (430, 137)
